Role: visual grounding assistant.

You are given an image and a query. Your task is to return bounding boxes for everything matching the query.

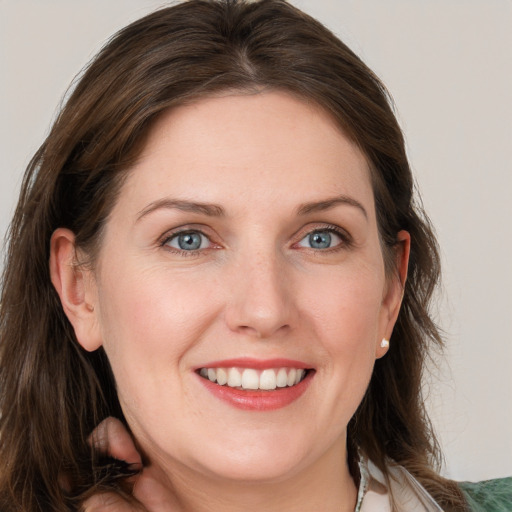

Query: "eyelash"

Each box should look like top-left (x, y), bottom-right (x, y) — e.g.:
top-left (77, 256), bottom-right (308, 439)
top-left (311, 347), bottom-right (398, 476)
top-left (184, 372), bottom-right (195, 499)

top-left (296, 224), bottom-right (352, 253)
top-left (160, 228), bottom-right (214, 257)
top-left (160, 224), bottom-right (352, 257)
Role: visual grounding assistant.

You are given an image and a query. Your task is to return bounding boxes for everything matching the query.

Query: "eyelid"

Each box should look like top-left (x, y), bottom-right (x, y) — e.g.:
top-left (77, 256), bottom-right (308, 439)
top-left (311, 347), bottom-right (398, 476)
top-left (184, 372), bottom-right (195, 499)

top-left (159, 225), bottom-right (221, 254)
top-left (158, 223), bottom-right (352, 255)
top-left (293, 223), bottom-right (353, 250)
top-left (166, 231), bottom-right (210, 250)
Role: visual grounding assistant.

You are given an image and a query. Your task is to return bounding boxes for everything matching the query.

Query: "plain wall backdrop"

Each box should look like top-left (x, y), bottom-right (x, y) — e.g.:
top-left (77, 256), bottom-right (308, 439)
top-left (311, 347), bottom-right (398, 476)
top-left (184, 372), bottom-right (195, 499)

top-left (1, 0), bottom-right (511, 482)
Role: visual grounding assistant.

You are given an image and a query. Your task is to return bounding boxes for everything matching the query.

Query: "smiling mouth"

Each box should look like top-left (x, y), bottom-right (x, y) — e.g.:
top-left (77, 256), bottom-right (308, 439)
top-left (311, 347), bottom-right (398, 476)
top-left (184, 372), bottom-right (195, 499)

top-left (197, 367), bottom-right (310, 391)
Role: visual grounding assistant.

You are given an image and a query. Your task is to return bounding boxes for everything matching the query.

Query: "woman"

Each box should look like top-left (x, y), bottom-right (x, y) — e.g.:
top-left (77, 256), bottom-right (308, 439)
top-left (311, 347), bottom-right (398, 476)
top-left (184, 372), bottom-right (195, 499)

top-left (0, 1), bottom-right (509, 511)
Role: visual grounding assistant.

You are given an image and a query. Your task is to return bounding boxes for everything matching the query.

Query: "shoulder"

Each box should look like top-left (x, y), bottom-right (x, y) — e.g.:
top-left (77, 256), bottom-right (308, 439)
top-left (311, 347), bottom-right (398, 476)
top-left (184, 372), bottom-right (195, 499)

top-left (459, 477), bottom-right (512, 512)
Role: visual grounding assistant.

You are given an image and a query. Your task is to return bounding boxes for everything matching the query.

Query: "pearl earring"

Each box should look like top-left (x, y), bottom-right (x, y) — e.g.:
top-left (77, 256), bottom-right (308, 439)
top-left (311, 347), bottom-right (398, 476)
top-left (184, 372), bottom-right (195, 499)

top-left (380, 338), bottom-right (389, 348)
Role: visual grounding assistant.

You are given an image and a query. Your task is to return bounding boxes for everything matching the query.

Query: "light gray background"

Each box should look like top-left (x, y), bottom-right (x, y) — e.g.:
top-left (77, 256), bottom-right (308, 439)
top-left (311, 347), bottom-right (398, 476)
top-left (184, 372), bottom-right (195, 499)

top-left (1, 0), bottom-right (511, 481)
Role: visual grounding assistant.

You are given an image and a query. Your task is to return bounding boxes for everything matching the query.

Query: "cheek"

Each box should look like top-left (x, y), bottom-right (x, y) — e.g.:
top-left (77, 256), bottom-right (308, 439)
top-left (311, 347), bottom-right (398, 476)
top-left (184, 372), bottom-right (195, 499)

top-left (292, 266), bottom-right (384, 439)
top-left (304, 264), bottom-right (384, 352)
top-left (302, 263), bottom-right (384, 411)
top-left (96, 266), bottom-right (220, 391)
top-left (95, 273), bottom-right (212, 437)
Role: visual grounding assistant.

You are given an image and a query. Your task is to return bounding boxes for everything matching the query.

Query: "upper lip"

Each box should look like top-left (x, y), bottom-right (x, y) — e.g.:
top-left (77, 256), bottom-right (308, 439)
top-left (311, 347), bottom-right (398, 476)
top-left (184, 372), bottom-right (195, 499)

top-left (195, 357), bottom-right (312, 370)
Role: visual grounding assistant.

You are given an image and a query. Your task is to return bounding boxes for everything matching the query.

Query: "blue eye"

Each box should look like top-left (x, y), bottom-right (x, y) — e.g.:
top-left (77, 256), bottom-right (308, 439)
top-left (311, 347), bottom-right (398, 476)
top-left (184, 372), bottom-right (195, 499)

top-left (166, 231), bottom-right (210, 251)
top-left (298, 229), bottom-right (343, 250)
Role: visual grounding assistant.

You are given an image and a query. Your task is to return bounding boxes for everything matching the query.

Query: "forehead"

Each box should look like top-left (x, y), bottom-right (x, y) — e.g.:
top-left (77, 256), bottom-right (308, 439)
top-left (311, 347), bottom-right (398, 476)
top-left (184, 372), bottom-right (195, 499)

top-left (118, 91), bottom-right (375, 218)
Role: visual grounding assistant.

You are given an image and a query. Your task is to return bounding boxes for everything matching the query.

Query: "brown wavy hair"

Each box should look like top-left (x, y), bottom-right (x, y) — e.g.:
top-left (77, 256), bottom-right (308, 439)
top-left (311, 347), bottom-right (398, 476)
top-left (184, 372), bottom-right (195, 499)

top-left (0, 0), bottom-right (467, 510)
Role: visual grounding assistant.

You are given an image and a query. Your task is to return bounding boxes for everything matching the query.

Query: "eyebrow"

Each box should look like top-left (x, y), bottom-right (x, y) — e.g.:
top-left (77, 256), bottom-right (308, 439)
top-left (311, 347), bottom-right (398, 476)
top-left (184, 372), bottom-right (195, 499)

top-left (297, 195), bottom-right (368, 219)
top-left (136, 194), bottom-right (367, 222)
top-left (136, 198), bottom-right (225, 221)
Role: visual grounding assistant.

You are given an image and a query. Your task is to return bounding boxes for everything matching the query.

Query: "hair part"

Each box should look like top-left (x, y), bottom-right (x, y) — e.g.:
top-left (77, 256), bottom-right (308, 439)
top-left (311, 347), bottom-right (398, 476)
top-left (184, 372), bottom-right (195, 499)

top-left (0, 1), bottom-right (466, 510)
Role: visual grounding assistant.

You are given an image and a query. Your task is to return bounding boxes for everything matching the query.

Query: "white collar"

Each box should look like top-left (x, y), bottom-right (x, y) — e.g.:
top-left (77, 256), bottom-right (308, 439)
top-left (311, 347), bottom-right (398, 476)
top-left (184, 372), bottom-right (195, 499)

top-left (356, 457), bottom-right (445, 512)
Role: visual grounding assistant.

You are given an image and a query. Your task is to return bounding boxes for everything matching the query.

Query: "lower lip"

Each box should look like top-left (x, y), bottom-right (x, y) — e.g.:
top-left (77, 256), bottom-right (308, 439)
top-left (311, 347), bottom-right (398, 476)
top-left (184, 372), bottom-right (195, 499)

top-left (197, 371), bottom-right (314, 411)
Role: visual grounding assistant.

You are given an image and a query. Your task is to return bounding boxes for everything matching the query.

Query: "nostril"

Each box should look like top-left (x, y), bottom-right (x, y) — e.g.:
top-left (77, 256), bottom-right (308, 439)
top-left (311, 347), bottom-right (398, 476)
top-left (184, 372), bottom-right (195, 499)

top-left (224, 279), bottom-right (295, 338)
top-left (236, 323), bottom-right (290, 339)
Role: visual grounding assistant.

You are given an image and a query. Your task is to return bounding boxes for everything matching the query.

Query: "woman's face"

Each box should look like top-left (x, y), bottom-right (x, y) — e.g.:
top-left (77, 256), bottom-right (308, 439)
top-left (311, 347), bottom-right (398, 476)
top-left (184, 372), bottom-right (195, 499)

top-left (78, 91), bottom-right (406, 483)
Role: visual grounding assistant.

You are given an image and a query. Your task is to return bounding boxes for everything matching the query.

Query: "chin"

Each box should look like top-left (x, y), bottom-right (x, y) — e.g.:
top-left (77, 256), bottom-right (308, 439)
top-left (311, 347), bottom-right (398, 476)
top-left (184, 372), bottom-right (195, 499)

top-left (184, 427), bottom-right (327, 484)
top-left (199, 449), bottom-right (308, 483)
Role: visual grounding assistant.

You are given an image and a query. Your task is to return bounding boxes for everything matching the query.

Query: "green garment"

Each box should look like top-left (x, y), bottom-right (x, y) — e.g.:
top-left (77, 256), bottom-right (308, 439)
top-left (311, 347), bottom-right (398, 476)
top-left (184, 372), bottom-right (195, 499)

top-left (357, 457), bottom-right (512, 511)
top-left (460, 477), bottom-right (512, 512)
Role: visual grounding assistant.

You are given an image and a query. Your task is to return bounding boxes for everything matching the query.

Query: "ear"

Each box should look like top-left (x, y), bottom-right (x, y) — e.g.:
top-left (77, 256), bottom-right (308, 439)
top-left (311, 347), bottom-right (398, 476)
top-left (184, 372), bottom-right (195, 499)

top-left (49, 228), bottom-right (103, 351)
top-left (375, 230), bottom-right (410, 359)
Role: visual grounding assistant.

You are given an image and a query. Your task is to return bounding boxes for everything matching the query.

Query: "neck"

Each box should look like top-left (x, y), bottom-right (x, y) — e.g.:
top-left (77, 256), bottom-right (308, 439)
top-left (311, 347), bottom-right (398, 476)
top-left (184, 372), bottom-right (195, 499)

top-left (147, 438), bottom-right (358, 512)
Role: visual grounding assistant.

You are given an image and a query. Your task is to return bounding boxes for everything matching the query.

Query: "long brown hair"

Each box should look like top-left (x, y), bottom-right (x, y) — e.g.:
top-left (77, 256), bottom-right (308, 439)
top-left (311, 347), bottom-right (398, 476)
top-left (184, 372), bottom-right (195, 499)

top-left (0, 1), bottom-right (466, 510)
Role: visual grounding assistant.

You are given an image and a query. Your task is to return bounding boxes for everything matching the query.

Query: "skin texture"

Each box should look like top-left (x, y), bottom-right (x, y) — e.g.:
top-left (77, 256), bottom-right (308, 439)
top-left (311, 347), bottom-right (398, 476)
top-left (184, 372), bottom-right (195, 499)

top-left (51, 91), bottom-right (409, 512)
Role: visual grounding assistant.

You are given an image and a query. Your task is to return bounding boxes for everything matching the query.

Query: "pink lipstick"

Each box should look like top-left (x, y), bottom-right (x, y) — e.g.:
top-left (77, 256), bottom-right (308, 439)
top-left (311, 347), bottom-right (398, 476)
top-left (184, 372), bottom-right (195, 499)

top-left (195, 358), bottom-right (314, 411)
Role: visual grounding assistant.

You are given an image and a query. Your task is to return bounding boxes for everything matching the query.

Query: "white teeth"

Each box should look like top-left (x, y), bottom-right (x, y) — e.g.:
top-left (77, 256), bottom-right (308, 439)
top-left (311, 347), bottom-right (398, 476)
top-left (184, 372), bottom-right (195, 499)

top-left (216, 368), bottom-right (228, 385)
top-left (259, 369), bottom-right (277, 390)
top-left (199, 366), bottom-right (308, 390)
top-left (241, 369), bottom-right (259, 390)
top-left (227, 367), bottom-right (242, 387)
top-left (276, 368), bottom-right (288, 387)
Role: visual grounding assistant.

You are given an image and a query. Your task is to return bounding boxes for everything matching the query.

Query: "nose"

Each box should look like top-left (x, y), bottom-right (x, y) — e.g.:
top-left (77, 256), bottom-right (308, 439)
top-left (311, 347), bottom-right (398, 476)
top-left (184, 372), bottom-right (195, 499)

top-left (224, 250), bottom-right (296, 339)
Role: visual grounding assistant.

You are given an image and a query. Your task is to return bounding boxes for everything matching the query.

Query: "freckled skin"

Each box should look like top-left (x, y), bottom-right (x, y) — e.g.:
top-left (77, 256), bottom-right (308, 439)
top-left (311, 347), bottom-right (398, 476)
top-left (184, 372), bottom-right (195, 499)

top-left (79, 92), bottom-right (405, 509)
